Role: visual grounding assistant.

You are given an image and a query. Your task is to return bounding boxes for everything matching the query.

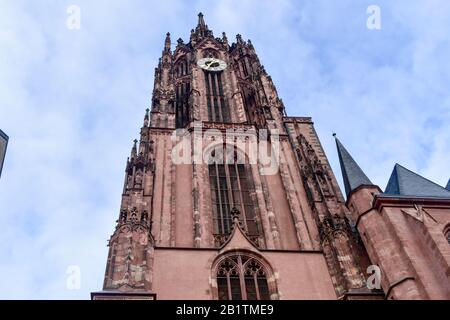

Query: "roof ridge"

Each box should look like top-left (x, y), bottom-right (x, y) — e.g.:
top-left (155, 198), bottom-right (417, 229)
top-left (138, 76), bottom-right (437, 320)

top-left (385, 163), bottom-right (450, 197)
top-left (395, 163), bottom-right (450, 193)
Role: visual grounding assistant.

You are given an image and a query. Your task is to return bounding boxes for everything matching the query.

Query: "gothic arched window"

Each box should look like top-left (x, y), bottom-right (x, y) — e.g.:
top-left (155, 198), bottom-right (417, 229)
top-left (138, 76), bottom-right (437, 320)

top-left (205, 70), bottom-right (230, 122)
top-left (215, 253), bottom-right (275, 300)
top-left (208, 148), bottom-right (259, 245)
top-left (241, 59), bottom-right (249, 77)
top-left (175, 59), bottom-right (188, 78)
top-left (175, 81), bottom-right (190, 128)
top-left (242, 87), bottom-right (262, 127)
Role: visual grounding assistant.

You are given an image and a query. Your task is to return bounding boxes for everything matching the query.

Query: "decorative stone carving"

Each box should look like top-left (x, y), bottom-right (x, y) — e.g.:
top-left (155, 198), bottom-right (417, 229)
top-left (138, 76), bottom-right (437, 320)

top-left (135, 170), bottom-right (143, 187)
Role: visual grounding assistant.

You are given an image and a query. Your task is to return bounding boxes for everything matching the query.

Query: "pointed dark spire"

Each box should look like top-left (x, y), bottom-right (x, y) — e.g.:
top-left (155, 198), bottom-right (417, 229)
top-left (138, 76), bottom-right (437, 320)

top-left (334, 135), bottom-right (373, 197)
top-left (385, 164), bottom-right (450, 197)
top-left (446, 179), bottom-right (450, 191)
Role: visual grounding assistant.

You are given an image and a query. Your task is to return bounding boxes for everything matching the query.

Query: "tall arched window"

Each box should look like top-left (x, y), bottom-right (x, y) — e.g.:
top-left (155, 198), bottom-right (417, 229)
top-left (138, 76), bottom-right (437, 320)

top-left (215, 253), bottom-right (275, 300)
top-left (175, 59), bottom-right (188, 78)
top-left (175, 81), bottom-right (190, 128)
top-left (205, 71), bottom-right (230, 122)
top-left (208, 148), bottom-right (259, 245)
top-left (175, 58), bottom-right (190, 128)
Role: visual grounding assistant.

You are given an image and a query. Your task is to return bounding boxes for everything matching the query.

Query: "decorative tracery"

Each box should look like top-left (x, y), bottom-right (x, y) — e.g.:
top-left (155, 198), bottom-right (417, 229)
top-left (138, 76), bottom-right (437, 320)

top-left (175, 59), bottom-right (188, 78)
top-left (215, 253), bottom-right (274, 300)
top-left (205, 69), bottom-right (230, 122)
top-left (208, 147), bottom-right (260, 247)
top-left (203, 49), bottom-right (219, 58)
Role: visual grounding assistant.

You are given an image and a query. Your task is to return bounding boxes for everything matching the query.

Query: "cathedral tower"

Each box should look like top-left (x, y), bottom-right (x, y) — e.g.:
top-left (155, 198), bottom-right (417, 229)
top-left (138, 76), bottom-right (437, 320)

top-left (92, 13), bottom-right (382, 300)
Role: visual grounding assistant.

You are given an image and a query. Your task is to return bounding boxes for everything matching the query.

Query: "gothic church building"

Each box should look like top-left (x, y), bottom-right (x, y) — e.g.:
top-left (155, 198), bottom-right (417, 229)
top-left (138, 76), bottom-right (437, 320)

top-left (92, 14), bottom-right (450, 300)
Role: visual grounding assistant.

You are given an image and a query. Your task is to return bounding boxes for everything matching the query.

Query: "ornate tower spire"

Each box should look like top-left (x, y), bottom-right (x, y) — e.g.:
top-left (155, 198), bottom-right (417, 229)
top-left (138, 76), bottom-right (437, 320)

top-left (95, 115), bottom-right (156, 298)
top-left (335, 135), bottom-right (373, 197)
top-left (164, 32), bottom-right (171, 53)
top-left (222, 32), bottom-right (229, 48)
top-left (149, 31), bottom-right (175, 128)
top-left (131, 139), bottom-right (138, 158)
top-left (143, 108), bottom-right (149, 127)
top-left (194, 12), bottom-right (211, 39)
top-left (197, 12), bottom-right (206, 27)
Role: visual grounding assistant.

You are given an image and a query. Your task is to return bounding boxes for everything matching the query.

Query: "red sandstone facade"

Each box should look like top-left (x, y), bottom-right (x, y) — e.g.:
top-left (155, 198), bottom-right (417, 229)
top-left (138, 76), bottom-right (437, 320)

top-left (346, 186), bottom-right (450, 299)
top-left (92, 14), bottom-right (450, 300)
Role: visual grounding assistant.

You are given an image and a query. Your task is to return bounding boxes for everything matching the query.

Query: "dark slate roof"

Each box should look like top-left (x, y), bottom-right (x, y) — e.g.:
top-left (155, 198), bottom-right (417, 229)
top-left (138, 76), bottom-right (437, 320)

top-left (384, 164), bottom-right (450, 198)
top-left (335, 138), bottom-right (373, 197)
top-left (446, 179), bottom-right (450, 191)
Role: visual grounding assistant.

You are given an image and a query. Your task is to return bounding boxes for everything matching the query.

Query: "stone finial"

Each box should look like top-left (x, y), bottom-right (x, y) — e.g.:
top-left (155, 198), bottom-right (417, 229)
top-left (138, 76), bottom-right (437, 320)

top-left (198, 12), bottom-right (205, 26)
top-left (222, 32), bottom-right (228, 45)
top-left (164, 32), bottom-right (171, 52)
top-left (143, 108), bottom-right (150, 127)
top-left (131, 139), bottom-right (138, 158)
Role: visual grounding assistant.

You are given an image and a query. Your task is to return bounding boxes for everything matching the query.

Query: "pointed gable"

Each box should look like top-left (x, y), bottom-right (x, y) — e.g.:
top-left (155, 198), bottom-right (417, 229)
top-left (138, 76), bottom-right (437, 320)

top-left (446, 179), bottom-right (450, 191)
top-left (219, 223), bottom-right (260, 254)
top-left (195, 36), bottom-right (227, 52)
top-left (335, 137), bottom-right (373, 197)
top-left (385, 164), bottom-right (450, 198)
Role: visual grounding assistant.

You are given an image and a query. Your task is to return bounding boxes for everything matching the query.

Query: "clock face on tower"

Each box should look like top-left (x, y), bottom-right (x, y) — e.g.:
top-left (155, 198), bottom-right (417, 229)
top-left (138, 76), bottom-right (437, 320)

top-left (197, 57), bottom-right (227, 72)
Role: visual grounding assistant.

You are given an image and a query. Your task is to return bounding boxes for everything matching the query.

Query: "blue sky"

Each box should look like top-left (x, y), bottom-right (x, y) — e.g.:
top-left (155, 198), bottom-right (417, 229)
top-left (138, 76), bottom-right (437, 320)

top-left (0, 0), bottom-right (449, 299)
